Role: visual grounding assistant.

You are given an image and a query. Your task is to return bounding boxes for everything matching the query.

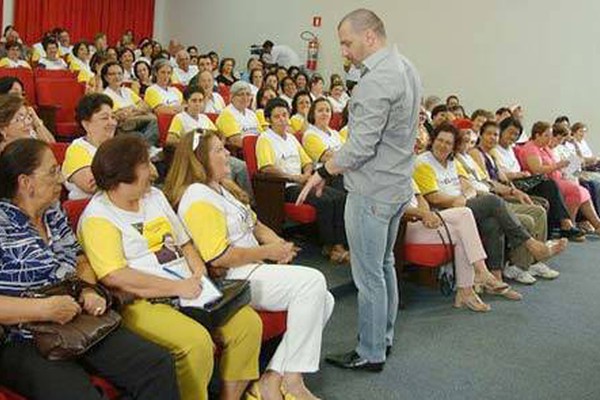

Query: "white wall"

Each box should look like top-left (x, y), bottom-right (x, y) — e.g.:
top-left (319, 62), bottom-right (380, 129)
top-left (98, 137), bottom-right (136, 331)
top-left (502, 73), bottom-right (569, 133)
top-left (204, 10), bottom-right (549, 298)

top-left (163, 0), bottom-right (600, 148)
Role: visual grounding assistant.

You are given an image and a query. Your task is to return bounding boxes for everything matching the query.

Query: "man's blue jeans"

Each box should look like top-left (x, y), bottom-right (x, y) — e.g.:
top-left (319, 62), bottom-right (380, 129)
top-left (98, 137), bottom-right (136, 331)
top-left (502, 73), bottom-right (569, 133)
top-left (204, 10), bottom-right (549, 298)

top-left (345, 192), bottom-right (407, 363)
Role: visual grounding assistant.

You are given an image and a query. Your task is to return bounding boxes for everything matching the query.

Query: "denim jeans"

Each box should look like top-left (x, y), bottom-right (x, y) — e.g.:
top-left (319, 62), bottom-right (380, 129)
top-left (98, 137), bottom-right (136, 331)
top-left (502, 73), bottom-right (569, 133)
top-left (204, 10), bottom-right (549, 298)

top-left (345, 192), bottom-right (407, 362)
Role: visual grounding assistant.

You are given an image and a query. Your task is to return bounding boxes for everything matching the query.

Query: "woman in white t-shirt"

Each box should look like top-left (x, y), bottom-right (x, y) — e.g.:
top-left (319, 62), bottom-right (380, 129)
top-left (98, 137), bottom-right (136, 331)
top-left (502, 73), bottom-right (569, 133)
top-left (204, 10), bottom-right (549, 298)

top-left (37, 37), bottom-right (68, 70)
top-left (79, 134), bottom-right (262, 400)
top-left (101, 61), bottom-right (158, 146)
top-left (167, 86), bottom-right (216, 145)
top-left (326, 81), bottom-right (349, 113)
top-left (143, 59), bottom-right (183, 115)
top-left (163, 130), bottom-right (334, 400)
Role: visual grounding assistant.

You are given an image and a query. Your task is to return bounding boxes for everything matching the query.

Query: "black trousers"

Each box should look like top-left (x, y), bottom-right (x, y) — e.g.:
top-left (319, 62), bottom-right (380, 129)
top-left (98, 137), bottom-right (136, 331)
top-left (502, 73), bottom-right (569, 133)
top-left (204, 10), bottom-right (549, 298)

top-left (285, 184), bottom-right (347, 246)
top-left (0, 327), bottom-right (179, 400)
top-left (467, 194), bottom-right (531, 270)
top-left (526, 179), bottom-right (570, 228)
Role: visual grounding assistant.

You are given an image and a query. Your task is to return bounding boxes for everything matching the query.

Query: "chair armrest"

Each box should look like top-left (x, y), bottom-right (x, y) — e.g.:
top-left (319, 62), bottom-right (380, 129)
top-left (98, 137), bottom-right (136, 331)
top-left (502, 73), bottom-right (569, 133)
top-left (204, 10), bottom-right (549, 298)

top-left (252, 172), bottom-right (288, 234)
top-left (36, 105), bottom-right (59, 134)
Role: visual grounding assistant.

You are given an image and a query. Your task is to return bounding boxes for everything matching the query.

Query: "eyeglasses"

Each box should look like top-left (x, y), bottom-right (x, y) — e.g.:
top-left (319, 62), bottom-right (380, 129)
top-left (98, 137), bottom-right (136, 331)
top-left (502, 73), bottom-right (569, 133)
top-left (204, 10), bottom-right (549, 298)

top-left (34, 165), bottom-right (63, 180)
top-left (11, 113), bottom-right (32, 124)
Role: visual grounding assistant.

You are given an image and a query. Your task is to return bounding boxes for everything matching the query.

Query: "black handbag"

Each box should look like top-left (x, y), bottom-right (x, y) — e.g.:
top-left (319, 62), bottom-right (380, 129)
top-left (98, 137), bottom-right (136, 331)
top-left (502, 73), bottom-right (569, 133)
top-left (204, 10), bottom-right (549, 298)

top-left (512, 174), bottom-right (547, 192)
top-left (433, 211), bottom-right (456, 296)
top-left (178, 279), bottom-right (251, 330)
top-left (21, 275), bottom-right (122, 361)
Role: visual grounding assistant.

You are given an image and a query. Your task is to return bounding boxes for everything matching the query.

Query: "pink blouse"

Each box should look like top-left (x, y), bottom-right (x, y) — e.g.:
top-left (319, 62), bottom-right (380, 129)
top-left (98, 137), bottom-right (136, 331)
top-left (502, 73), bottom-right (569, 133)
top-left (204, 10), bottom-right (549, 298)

top-left (520, 141), bottom-right (561, 181)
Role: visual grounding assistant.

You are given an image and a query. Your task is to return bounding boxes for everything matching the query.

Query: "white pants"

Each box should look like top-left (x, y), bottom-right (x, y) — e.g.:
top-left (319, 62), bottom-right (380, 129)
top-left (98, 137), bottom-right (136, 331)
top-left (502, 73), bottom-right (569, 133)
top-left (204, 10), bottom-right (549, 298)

top-left (226, 264), bottom-right (335, 374)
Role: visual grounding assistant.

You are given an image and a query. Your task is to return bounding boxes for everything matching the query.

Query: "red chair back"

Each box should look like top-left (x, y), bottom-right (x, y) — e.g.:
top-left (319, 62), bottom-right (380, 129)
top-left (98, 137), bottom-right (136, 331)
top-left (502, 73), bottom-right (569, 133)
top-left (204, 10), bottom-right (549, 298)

top-left (217, 84), bottom-right (231, 104)
top-left (206, 113), bottom-right (218, 123)
top-left (172, 83), bottom-right (186, 94)
top-left (36, 79), bottom-right (85, 138)
top-left (242, 135), bottom-right (259, 181)
top-left (50, 142), bottom-right (69, 165)
top-left (0, 68), bottom-right (36, 105)
top-left (403, 243), bottom-right (453, 268)
top-left (34, 69), bottom-right (77, 80)
top-left (62, 198), bottom-right (91, 231)
top-left (157, 113), bottom-right (176, 147)
top-left (329, 112), bottom-right (343, 131)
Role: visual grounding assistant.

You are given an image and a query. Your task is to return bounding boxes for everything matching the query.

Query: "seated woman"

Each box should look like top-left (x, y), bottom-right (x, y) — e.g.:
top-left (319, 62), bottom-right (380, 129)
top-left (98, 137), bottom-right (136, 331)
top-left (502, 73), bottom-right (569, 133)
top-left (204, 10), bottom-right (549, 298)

top-left (37, 37), bottom-right (68, 70)
top-left (101, 61), bottom-right (158, 146)
top-left (62, 93), bottom-right (117, 200)
top-left (289, 90), bottom-right (312, 136)
top-left (308, 75), bottom-right (325, 101)
top-left (294, 72), bottom-right (308, 92)
top-left (133, 60), bottom-right (153, 97)
top-left (489, 118), bottom-right (584, 240)
top-left (216, 81), bottom-right (263, 150)
top-left (167, 86), bottom-right (217, 145)
top-left (279, 76), bottom-right (297, 108)
top-left (0, 89), bottom-right (55, 146)
top-left (264, 72), bottom-right (279, 91)
top-left (326, 81), bottom-right (349, 113)
top-left (164, 130), bottom-right (334, 400)
top-left (216, 57), bottom-right (238, 87)
top-left (413, 123), bottom-right (566, 299)
top-left (119, 48), bottom-right (136, 83)
top-left (520, 121), bottom-right (600, 234)
top-left (0, 41), bottom-right (30, 69)
top-left (455, 125), bottom-right (562, 283)
top-left (249, 67), bottom-right (264, 102)
top-left (69, 42), bottom-right (94, 84)
top-left (78, 134), bottom-right (262, 400)
top-left (302, 98), bottom-right (346, 190)
top-left (0, 138), bottom-right (179, 400)
top-left (143, 59), bottom-right (184, 115)
top-left (572, 122), bottom-right (599, 166)
top-left (405, 182), bottom-right (508, 311)
top-left (254, 86), bottom-right (277, 131)
top-left (197, 70), bottom-right (227, 114)
top-left (257, 98), bottom-right (350, 263)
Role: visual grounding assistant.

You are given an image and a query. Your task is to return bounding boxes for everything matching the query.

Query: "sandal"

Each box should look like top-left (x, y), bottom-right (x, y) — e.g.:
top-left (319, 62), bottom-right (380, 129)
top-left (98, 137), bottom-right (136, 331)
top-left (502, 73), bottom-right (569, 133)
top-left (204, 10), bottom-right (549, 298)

top-left (484, 285), bottom-right (523, 301)
top-left (474, 273), bottom-right (509, 294)
top-left (454, 292), bottom-right (490, 312)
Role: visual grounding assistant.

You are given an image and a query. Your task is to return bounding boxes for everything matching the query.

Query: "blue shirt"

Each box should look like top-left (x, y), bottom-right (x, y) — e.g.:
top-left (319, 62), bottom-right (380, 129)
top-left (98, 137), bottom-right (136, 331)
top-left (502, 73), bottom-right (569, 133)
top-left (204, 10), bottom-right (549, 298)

top-left (0, 200), bottom-right (80, 297)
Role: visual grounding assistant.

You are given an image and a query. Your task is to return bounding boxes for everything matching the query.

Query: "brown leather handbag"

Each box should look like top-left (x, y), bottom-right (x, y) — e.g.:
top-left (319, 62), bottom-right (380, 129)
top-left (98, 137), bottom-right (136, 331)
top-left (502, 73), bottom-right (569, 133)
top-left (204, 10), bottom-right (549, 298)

top-left (22, 275), bottom-right (122, 361)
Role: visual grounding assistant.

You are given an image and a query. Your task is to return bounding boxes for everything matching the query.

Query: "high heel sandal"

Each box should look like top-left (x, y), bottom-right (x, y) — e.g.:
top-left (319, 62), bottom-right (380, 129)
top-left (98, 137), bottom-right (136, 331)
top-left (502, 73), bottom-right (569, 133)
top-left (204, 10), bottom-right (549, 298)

top-left (454, 292), bottom-right (491, 312)
top-left (484, 285), bottom-right (523, 301)
top-left (280, 385), bottom-right (322, 400)
top-left (245, 382), bottom-right (263, 400)
top-left (474, 274), bottom-right (509, 294)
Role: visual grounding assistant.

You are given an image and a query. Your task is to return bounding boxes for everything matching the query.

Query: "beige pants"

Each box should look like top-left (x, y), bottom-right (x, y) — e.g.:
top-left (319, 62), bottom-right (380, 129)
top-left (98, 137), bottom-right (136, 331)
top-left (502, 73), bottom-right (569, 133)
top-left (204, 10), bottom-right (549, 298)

top-left (507, 202), bottom-right (547, 269)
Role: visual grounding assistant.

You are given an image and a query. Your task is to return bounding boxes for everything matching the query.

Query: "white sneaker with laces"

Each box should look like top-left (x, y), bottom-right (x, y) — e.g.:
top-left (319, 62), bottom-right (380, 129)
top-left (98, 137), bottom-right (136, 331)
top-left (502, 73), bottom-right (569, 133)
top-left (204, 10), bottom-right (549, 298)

top-left (528, 262), bottom-right (560, 279)
top-left (503, 265), bottom-right (537, 284)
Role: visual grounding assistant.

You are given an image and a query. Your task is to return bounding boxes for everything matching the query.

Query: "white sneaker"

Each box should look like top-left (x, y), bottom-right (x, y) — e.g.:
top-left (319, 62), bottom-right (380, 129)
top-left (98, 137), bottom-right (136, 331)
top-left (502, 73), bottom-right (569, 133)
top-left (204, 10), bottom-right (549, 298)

top-left (528, 262), bottom-right (560, 280)
top-left (503, 265), bottom-right (537, 284)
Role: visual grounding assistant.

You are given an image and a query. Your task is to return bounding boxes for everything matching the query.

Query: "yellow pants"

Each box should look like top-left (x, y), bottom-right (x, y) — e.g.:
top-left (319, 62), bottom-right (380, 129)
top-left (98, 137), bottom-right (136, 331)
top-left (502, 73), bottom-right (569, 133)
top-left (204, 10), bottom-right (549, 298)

top-left (121, 301), bottom-right (262, 400)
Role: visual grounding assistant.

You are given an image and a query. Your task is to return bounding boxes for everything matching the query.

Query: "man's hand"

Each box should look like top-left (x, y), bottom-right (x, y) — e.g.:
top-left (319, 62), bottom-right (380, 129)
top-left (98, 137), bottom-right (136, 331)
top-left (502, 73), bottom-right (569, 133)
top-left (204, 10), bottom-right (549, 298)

top-left (295, 172), bottom-right (326, 205)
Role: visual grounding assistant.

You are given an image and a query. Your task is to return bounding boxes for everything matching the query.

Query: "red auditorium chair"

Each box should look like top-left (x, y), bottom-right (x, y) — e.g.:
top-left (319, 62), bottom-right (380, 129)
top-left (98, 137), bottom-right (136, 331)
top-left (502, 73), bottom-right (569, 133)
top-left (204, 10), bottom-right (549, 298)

top-left (172, 83), bottom-right (186, 94)
top-left (156, 113), bottom-right (176, 147)
top-left (50, 142), bottom-right (69, 165)
top-left (0, 68), bottom-right (36, 104)
top-left (329, 112), bottom-right (343, 131)
top-left (33, 69), bottom-right (77, 80)
top-left (206, 113), bottom-right (219, 123)
top-left (35, 77), bottom-right (85, 140)
top-left (242, 135), bottom-right (317, 234)
top-left (217, 84), bottom-right (231, 104)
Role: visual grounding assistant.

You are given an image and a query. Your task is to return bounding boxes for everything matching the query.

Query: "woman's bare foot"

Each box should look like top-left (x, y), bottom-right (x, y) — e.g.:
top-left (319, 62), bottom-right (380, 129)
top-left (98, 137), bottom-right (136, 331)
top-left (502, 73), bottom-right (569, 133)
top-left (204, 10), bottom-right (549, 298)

top-left (526, 238), bottom-right (567, 261)
top-left (282, 374), bottom-right (320, 400)
top-left (256, 372), bottom-right (283, 400)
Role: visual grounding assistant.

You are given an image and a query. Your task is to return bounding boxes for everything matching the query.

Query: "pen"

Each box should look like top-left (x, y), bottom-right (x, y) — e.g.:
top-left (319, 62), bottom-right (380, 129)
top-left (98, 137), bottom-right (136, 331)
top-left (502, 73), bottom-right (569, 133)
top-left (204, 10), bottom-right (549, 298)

top-left (163, 267), bottom-right (185, 280)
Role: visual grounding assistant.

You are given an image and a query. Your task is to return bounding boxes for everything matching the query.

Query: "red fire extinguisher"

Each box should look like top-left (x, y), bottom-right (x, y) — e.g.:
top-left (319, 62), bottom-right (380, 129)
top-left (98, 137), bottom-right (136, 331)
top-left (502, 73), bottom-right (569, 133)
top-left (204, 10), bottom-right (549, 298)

top-left (302, 31), bottom-right (319, 71)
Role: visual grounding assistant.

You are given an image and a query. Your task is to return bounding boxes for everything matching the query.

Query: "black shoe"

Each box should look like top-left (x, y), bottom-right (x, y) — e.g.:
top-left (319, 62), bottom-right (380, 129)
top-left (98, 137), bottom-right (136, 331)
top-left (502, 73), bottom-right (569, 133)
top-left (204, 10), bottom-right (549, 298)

top-left (325, 350), bottom-right (384, 372)
top-left (560, 227), bottom-right (586, 242)
top-left (386, 345), bottom-right (392, 357)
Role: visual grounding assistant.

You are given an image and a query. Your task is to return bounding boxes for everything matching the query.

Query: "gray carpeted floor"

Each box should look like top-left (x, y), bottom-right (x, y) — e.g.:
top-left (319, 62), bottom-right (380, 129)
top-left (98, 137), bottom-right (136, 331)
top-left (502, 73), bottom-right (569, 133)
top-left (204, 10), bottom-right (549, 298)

top-left (303, 237), bottom-right (600, 400)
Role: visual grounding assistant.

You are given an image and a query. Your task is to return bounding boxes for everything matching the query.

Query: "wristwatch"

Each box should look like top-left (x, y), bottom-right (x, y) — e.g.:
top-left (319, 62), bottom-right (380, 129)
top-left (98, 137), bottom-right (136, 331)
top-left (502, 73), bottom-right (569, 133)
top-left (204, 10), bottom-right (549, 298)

top-left (316, 165), bottom-right (333, 180)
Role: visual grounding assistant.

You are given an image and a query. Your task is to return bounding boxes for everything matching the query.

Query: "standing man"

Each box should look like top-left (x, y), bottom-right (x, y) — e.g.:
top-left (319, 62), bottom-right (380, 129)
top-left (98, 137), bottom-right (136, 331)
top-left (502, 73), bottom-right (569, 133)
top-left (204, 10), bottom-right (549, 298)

top-left (296, 8), bottom-right (422, 371)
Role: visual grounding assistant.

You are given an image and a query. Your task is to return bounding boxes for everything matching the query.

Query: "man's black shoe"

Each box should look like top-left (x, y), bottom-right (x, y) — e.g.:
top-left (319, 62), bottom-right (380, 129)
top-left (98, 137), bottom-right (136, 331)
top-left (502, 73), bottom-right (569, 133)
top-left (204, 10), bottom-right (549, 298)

top-left (325, 351), bottom-right (384, 372)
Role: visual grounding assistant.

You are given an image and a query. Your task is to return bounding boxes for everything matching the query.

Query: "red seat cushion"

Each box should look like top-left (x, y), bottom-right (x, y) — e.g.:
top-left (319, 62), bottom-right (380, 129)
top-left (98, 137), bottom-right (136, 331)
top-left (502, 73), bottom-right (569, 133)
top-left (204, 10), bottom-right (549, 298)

top-left (157, 113), bottom-right (175, 147)
top-left (403, 243), bottom-right (453, 268)
top-left (63, 198), bottom-right (91, 231)
top-left (206, 113), bottom-right (219, 123)
top-left (50, 142), bottom-right (69, 165)
top-left (329, 112), bottom-right (343, 131)
top-left (283, 203), bottom-right (317, 224)
top-left (258, 311), bottom-right (287, 341)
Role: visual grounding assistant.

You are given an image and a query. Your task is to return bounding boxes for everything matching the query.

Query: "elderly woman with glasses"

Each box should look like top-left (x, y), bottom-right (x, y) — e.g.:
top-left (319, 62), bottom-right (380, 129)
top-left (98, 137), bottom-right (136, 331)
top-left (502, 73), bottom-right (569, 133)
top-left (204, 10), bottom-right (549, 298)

top-left (0, 94), bottom-right (55, 151)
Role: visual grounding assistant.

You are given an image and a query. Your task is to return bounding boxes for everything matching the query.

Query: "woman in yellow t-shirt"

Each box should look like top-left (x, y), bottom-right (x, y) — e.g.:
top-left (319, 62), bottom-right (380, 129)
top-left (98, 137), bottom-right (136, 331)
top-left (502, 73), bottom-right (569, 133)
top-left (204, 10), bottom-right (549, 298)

top-left (289, 90), bottom-right (312, 137)
top-left (0, 41), bottom-right (31, 69)
top-left (69, 42), bottom-right (94, 84)
top-left (101, 61), bottom-right (158, 146)
top-left (163, 130), bottom-right (334, 400)
top-left (143, 59), bottom-right (183, 115)
top-left (254, 86), bottom-right (277, 131)
top-left (167, 86), bottom-right (217, 145)
top-left (79, 134), bottom-right (262, 400)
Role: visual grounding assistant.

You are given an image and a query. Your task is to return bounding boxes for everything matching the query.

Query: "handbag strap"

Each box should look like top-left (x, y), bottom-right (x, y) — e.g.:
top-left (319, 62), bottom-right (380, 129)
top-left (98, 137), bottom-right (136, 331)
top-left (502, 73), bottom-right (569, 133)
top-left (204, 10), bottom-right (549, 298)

top-left (433, 210), bottom-right (456, 292)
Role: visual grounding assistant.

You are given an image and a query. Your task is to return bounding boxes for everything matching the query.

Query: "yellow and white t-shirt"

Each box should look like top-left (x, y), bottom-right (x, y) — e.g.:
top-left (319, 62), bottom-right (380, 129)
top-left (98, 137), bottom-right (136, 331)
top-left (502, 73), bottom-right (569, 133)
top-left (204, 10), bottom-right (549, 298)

top-left (216, 104), bottom-right (262, 139)
top-left (256, 128), bottom-right (312, 186)
top-left (38, 57), bottom-right (68, 70)
top-left (204, 92), bottom-right (226, 114)
top-left (144, 84), bottom-right (183, 110)
top-left (456, 153), bottom-right (490, 193)
top-left (104, 86), bottom-right (141, 111)
top-left (339, 125), bottom-right (348, 142)
top-left (172, 65), bottom-right (198, 86)
top-left (255, 109), bottom-right (269, 131)
top-left (61, 137), bottom-right (97, 200)
top-left (289, 114), bottom-right (306, 133)
top-left (178, 183), bottom-right (259, 264)
top-left (413, 151), bottom-right (467, 197)
top-left (78, 187), bottom-right (192, 281)
top-left (168, 111), bottom-right (217, 138)
top-left (0, 58), bottom-right (31, 69)
top-left (69, 57), bottom-right (94, 83)
top-left (302, 125), bottom-right (345, 163)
